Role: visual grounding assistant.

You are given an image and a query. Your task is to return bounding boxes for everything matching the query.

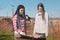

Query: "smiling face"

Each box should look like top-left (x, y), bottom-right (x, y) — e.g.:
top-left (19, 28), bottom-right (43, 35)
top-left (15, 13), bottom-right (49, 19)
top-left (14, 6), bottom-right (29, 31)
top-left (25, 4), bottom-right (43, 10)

top-left (37, 3), bottom-right (45, 14)
top-left (19, 8), bottom-right (24, 15)
top-left (38, 6), bottom-right (43, 13)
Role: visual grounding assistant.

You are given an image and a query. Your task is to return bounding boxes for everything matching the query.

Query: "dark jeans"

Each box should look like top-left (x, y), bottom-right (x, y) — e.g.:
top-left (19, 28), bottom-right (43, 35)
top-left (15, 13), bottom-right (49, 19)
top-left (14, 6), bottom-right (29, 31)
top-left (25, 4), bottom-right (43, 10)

top-left (25, 38), bottom-right (46, 40)
top-left (34, 38), bottom-right (46, 40)
top-left (34, 33), bottom-right (46, 40)
top-left (19, 33), bottom-right (46, 40)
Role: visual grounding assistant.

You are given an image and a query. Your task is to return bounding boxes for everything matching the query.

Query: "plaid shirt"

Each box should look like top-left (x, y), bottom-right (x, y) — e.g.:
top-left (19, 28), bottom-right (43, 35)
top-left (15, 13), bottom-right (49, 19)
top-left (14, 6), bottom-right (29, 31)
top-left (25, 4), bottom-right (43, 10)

top-left (12, 15), bottom-right (25, 33)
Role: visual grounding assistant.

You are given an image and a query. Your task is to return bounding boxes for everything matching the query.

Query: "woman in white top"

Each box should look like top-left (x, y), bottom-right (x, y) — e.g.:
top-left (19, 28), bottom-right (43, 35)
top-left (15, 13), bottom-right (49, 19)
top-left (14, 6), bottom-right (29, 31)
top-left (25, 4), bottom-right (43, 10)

top-left (33, 3), bottom-right (48, 40)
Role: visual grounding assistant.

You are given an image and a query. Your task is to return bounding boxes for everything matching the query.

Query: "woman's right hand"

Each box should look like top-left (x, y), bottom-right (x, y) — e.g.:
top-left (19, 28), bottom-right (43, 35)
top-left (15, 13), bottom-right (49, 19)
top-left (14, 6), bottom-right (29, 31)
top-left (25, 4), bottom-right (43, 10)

top-left (14, 31), bottom-right (19, 34)
top-left (33, 34), bottom-right (42, 38)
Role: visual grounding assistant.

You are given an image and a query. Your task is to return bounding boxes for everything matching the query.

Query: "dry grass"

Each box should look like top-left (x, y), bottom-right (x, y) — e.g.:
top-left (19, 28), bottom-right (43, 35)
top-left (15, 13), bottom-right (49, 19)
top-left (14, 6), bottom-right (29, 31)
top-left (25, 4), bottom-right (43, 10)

top-left (0, 20), bottom-right (60, 40)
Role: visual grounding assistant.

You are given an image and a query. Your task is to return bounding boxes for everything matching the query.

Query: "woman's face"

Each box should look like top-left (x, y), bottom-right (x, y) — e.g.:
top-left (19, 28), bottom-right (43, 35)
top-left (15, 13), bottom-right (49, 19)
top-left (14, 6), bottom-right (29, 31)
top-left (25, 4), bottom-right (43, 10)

top-left (38, 6), bottom-right (43, 13)
top-left (19, 8), bottom-right (24, 15)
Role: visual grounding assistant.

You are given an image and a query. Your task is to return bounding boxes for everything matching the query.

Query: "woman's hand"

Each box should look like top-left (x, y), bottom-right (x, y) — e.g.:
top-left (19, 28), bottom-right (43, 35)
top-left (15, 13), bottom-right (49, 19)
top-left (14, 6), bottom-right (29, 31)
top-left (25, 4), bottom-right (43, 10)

top-left (14, 31), bottom-right (19, 34)
top-left (27, 34), bottom-right (42, 38)
top-left (33, 34), bottom-right (42, 38)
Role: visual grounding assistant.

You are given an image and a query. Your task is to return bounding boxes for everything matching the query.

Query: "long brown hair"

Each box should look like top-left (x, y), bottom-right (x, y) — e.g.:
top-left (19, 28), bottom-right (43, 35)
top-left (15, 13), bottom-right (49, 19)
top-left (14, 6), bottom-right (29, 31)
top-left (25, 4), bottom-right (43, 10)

top-left (37, 3), bottom-right (45, 19)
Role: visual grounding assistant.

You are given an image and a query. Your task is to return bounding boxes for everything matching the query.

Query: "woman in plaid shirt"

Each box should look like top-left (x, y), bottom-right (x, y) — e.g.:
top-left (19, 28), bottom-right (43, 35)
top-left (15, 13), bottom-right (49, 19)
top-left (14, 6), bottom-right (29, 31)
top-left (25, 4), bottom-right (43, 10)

top-left (12, 5), bottom-right (26, 40)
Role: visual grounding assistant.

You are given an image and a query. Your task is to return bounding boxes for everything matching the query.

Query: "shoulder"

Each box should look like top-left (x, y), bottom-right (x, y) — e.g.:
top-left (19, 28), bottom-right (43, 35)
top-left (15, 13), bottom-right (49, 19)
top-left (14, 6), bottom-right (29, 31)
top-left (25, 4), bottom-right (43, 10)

top-left (12, 14), bottom-right (17, 20)
top-left (13, 15), bottom-right (17, 18)
top-left (45, 12), bottom-right (48, 16)
top-left (36, 12), bottom-right (38, 16)
top-left (45, 12), bottom-right (48, 15)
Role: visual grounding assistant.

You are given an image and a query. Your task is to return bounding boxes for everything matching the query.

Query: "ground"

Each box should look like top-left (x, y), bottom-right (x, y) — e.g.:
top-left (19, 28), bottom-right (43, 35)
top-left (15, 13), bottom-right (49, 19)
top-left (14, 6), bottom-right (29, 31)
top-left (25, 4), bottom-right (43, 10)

top-left (0, 20), bottom-right (60, 40)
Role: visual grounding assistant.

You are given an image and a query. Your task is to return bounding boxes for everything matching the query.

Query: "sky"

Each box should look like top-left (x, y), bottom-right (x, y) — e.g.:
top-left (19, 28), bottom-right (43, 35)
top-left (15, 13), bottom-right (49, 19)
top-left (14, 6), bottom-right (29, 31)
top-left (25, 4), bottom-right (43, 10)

top-left (0, 0), bottom-right (60, 18)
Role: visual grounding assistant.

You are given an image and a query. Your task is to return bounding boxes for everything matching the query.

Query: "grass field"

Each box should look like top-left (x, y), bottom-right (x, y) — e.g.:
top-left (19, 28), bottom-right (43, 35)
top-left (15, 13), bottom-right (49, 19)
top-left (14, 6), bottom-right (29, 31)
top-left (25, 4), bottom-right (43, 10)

top-left (0, 20), bottom-right (60, 40)
top-left (0, 30), bottom-right (59, 40)
top-left (0, 30), bottom-right (14, 40)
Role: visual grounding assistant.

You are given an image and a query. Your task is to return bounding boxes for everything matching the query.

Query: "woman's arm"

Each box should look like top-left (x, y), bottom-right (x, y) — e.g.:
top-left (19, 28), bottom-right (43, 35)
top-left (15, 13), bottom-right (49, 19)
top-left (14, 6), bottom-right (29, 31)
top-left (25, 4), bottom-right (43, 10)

top-left (45, 12), bottom-right (49, 37)
top-left (12, 15), bottom-right (18, 32)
